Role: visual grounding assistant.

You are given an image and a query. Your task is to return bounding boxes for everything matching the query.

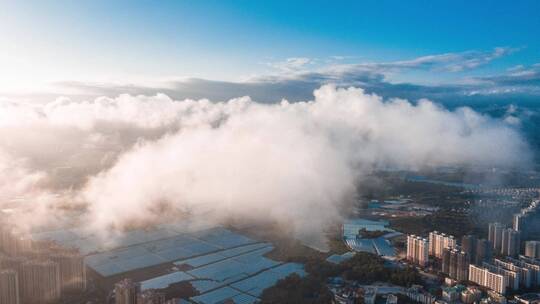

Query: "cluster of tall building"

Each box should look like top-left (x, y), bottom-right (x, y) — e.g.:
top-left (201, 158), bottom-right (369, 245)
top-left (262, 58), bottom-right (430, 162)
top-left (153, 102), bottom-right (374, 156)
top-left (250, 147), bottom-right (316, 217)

top-left (406, 227), bottom-right (540, 297)
top-left (488, 223), bottom-right (521, 256)
top-left (407, 231), bottom-right (461, 267)
top-left (406, 235), bottom-right (429, 266)
top-left (469, 255), bottom-right (540, 295)
top-left (461, 235), bottom-right (492, 265)
top-left (407, 232), bottom-right (459, 269)
top-left (463, 213), bottom-right (540, 296)
top-left (407, 231), bottom-right (500, 286)
top-left (113, 278), bottom-right (181, 304)
top-left (404, 197), bottom-right (540, 298)
top-left (0, 224), bottom-right (86, 304)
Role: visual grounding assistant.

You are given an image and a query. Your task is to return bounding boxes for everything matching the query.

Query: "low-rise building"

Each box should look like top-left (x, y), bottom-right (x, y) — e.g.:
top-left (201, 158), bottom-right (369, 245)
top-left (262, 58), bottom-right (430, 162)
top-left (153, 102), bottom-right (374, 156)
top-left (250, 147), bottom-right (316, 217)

top-left (442, 285), bottom-right (465, 303)
top-left (514, 293), bottom-right (540, 304)
top-left (386, 294), bottom-right (398, 304)
top-left (406, 285), bottom-right (436, 304)
top-left (332, 286), bottom-right (363, 304)
top-left (487, 290), bottom-right (508, 304)
top-left (364, 287), bottom-right (377, 304)
top-left (461, 287), bottom-right (482, 304)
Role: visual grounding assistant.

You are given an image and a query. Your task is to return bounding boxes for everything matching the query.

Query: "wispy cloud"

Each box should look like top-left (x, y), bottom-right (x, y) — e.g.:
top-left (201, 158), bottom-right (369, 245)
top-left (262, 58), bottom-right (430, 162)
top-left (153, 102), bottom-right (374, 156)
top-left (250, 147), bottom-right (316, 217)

top-left (266, 47), bottom-right (516, 78)
top-left (480, 63), bottom-right (540, 85)
top-left (6, 47), bottom-right (535, 106)
top-left (266, 57), bottom-right (314, 73)
top-left (387, 46), bottom-right (515, 72)
top-left (462, 63), bottom-right (540, 97)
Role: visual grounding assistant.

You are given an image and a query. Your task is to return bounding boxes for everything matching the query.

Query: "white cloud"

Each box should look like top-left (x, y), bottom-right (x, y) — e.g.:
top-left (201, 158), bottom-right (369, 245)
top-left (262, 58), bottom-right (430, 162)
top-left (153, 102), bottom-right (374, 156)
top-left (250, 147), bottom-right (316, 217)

top-left (0, 85), bottom-right (531, 245)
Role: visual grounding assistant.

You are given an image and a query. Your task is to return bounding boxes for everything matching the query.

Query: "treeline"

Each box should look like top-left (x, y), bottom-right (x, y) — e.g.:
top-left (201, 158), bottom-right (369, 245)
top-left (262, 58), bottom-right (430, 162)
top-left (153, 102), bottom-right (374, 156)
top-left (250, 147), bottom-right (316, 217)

top-left (357, 228), bottom-right (387, 239)
top-left (260, 274), bottom-right (333, 304)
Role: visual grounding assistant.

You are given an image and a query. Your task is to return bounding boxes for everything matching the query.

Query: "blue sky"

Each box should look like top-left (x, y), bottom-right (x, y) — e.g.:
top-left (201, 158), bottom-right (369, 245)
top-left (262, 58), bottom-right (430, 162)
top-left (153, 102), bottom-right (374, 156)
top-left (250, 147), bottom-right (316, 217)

top-left (1, 1), bottom-right (539, 103)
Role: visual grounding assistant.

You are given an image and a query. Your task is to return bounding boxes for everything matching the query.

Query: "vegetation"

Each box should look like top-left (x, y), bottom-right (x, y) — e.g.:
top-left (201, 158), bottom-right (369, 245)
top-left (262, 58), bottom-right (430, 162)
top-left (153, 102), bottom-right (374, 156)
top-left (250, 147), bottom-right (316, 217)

top-left (162, 281), bottom-right (198, 300)
top-left (340, 253), bottom-right (422, 286)
top-left (325, 223), bottom-right (349, 254)
top-left (357, 228), bottom-right (387, 239)
top-left (261, 252), bottom-right (422, 304)
top-left (389, 207), bottom-right (479, 238)
top-left (260, 274), bottom-right (333, 304)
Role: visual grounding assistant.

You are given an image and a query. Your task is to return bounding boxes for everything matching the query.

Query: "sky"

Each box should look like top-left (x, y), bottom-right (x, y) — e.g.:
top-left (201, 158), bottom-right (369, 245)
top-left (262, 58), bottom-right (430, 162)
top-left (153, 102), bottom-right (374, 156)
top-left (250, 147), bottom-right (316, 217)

top-left (1, 1), bottom-right (539, 104)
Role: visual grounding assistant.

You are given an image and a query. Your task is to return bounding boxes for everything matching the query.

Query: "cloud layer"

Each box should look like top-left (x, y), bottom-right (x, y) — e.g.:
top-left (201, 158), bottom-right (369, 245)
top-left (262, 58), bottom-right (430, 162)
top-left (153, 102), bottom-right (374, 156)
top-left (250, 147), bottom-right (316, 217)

top-left (0, 85), bottom-right (531, 243)
top-left (25, 47), bottom-right (534, 111)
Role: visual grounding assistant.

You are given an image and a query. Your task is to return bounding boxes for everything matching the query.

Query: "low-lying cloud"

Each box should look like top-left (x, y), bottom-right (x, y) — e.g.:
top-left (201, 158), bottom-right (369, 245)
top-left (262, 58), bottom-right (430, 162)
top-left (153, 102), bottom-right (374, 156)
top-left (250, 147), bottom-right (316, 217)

top-left (0, 85), bottom-right (531, 243)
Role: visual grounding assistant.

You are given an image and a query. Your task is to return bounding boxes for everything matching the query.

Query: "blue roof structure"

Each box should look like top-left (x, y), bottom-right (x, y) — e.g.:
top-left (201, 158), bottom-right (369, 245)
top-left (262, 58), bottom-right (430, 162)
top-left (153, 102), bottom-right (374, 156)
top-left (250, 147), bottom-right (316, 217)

top-left (342, 218), bottom-right (397, 257)
top-left (140, 271), bottom-right (194, 290)
top-left (81, 227), bottom-right (258, 277)
top-left (230, 262), bottom-right (306, 297)
top-left (34, 224), bottom-right (306, 303)
top-left (373, 237), bottom-right (395, 257)
top-left (190, 280), bottom-right (224, 294)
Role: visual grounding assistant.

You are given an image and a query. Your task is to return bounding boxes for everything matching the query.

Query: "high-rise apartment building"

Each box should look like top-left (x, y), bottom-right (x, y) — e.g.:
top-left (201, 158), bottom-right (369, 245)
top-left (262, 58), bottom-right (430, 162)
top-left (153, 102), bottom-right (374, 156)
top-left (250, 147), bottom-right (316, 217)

top-left (469, 264), bottom-right (507, 295)
top-left (0, 269), bottom-right (20, 304)
top-left (442, 248), bottom-right (469, 281)
top-left (407, 235), bottom-right (429, 266)
top-left (0, 256), bottom-right (26, 275)
top-left (489, 223), bottom-right (505, 253)
top-left (493, 258), bottom-right (532, 288)
top-left (0, 229), bottom-right (33, 256)
top-left (457, 250), bottom-right (470, 282)
top-left (442, 249), bottom-right (451, 274)
top-left (512, 255), bottom-right (540, 286)
top-left (50, 252), bottom-right (86, 293)
top-left (525, 241), bottom-right (540, 259)
top-left (429, 231), bottom-right (456, 258)
top-left (20, 260), bottom-right (61, 304)
top-left (462, 235), bottom-right (477, 263)
top-left (476, 239), bottom-right (493, 265)
top-left (501, 228), bottom-right (520, 256)
top-left (513, 200), bottom-right (540, 239)
top-left (114, 278), bottom-right (140, 304)
top-left (483, 262), bottom-right (520, 291)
